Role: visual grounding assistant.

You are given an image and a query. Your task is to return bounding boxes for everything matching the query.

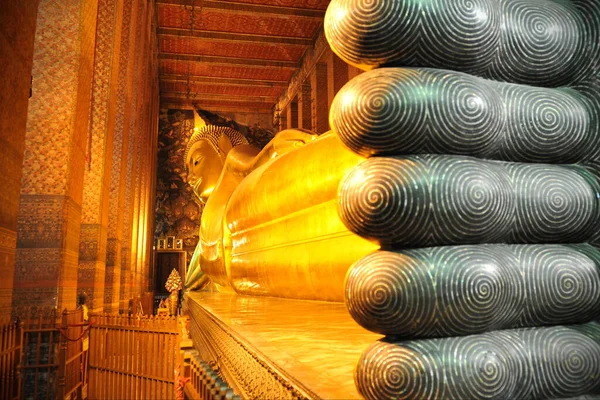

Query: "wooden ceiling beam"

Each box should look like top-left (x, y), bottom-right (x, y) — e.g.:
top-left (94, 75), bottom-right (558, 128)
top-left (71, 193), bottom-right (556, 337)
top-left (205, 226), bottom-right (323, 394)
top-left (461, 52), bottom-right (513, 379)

top-left (160, 91), bottom-right (278, 103)
top-left (159, 74), bottom-right (288, 88)
top-left (161, 103), bottom-right (274, 114)
top-left (159, 53), bottom-right (298, 68)
top-left (158, 28), bottom-right (313, 46)
top-left (160, 97), bottom-right (275, 111)
top-left (156, 0), bottom-right (326, 18)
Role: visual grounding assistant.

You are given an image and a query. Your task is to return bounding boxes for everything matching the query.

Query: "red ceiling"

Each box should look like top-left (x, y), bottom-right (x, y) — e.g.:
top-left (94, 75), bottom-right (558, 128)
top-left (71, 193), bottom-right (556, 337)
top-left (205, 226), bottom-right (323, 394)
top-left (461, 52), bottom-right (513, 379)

top-left (160, 60), bottom-right (295, 81)
top-left (160, 36), bottom-right (305, 61)
top-left (220, 0), bottom-right (329, 10)
top-left (156, 0), bottom-right (330, 111)
top-left (158, 6), bottom-right (321, 38)
top-left (160, 81), bottom-right (284, 97)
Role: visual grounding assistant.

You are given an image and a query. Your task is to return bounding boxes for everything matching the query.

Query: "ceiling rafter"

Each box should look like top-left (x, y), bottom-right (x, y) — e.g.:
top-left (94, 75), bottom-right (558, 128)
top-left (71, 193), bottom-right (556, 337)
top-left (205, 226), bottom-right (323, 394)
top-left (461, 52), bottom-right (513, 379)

top-left (156, 0), bottom-right (326, 18)
top-left (160, 91), bottom-right (278, 102)
top-left (161, 102), bottom-right (274, 114)
top-left (161, 97), bottom-right (275, 110)
top-left (162, 103), bottom-right (273, 113)
top-left (159, 75), bottom-right (289, 87)
top-left (158, 28), bottom-right (313, 46)
top-left (159, 53), bottom-right (298, 68)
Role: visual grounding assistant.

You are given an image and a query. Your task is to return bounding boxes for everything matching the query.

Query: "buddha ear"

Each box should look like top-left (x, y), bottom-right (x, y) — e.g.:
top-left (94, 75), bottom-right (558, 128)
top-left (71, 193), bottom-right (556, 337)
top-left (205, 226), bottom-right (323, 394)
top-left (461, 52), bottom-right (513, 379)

top-left (217, 134), bottom-right (233, 155)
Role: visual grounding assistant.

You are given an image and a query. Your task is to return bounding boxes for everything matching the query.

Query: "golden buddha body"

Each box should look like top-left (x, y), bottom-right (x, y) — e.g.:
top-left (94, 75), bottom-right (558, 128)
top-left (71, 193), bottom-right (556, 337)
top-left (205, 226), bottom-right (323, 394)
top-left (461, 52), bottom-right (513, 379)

top-left (184, 126), bottom-right (378, 301)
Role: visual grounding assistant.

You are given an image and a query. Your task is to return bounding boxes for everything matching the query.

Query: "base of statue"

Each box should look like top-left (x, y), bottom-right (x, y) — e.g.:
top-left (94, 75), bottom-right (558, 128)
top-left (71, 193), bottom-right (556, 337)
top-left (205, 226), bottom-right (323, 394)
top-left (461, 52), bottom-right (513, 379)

top-left (183, 291), bottom-right (381, 399)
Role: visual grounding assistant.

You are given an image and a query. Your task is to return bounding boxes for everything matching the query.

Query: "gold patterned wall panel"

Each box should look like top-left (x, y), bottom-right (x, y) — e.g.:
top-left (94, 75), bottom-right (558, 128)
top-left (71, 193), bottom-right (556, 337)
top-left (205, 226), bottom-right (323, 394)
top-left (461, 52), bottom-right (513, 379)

top-left (14, 0), bottom-right (98, 315)
top-left (0, 0), bottom-right (39, 228)
top-left (78, 224), bottom-right (107, 311)
top-left (79, 0), bottom-right (123, 313)
top-left (14, 247), bottom-right (61, 284)
top-left (14, 194), bottom-right (83, 311)
top-left (120, 0), bottom-right (142, 296)
top-left (0, 145), bottom-right (24, 229)
top-left (81, 0), bottom-right (118, 224)
top-left (17, 195), bottom-right (67, 248)
top-left (68, 0), bottom-right (98, 206)
top-left (21, 0), bottom-right (85, 196)
top-left (0, 228), bottom-right (17, 315)
top-left (107, 0), bottom-right (132, 241)
top-left (104, 237), bottom-right (122, 313)
top-left (120, 247), bottom-right (131, 311)
top-left (79, 224), bottom-right (106, 262)
top-left (104, 0), bottom-right (133, 312)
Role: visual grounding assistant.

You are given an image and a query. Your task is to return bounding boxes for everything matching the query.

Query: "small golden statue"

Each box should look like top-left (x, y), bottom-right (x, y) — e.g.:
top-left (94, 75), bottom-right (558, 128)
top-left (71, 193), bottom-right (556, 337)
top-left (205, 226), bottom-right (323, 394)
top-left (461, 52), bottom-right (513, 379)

top-left (184, 123), bottom-right (378, 301)
top-left (165, 268), bottom-right (183, 316)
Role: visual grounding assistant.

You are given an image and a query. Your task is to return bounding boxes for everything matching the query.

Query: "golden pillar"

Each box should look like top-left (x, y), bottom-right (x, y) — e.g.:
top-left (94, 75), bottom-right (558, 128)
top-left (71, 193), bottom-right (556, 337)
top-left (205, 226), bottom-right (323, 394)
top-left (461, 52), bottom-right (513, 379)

top-left (106, 0), bottom-right (137, 313)
top-left (121, 0), bottom-right (157, 306)
top-left (13, 0), bottom-right (98, 315)
top-left (0, 0), bottom-right (39, 318)
top-left (286, 99), bottom-right (298, 130)
top-left (325, 50), bottom-right (349, 111)
top-left (311, 62), bottom-right (329, 134)
top-left (78, 0), bottom-right (124, 314)
top-left (298, 82), bottom-right (312, 130)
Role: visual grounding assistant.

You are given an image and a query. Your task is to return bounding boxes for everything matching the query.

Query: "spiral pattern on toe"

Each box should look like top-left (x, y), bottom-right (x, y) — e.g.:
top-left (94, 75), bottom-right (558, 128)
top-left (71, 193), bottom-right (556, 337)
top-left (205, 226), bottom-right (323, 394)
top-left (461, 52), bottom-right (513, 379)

top-left (356, 341), bottom-right (442, 400)
top-left (419, 0), bottom-right (499, 73)
top-left (516, 245), bottom-right (600, 326)
top-left (329, 68), bottom-right (597, 162)
top-left (444, 335), bottom-right (515, 399)
top-left (355, 324), bottom-right (600, 400)
top-left (488, 0), bottom-right (583, 85)
top-left (338, 157), bottom-right (431, 245)
top-left (338, 155), bottom-right (600, 246)
top-left (432, 246), bottom-right (517, 336)
top-left (325, 0), bottom-right (599, 86)
top-left (430, 158), bottom-right (512, 243)
top-left (497, 83), bottom-right (590, 162)
top-left (330, 69), bottom-right (428, 156)
top-left (427, 71), bottom-right (503, 156)
top-left (325, 0), bottom-right (422, 69)
top-left (345, 245), bottom-right (600, 337)
top-left (575, 78), bottom-right (600, 160)
top-left (506, 164), bottom-right (598, 243)
top-left (345, 251), bottom-right (437, 336)
top-left (523, 326), bottom-right (600, 398)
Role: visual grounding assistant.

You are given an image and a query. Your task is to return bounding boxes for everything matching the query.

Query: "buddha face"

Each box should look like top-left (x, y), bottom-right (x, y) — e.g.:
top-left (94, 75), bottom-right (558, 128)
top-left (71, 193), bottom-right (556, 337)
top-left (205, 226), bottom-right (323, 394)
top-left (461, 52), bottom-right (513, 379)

top-left (186, 139), bottom-right (225, 204)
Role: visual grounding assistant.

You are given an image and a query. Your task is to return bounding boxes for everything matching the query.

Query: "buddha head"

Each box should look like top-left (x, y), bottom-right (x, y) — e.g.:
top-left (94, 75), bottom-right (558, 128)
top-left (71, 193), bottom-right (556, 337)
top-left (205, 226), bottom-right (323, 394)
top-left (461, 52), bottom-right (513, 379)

top-left (184, 125), bottom-right (248, 204)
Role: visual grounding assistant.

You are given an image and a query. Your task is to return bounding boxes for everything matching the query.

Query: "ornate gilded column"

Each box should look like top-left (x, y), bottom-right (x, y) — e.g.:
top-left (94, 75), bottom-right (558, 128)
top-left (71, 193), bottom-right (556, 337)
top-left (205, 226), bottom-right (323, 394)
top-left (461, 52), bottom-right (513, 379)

top-left (325, 50), bottom-right (349, 110)
top-left (13, 0), bottom-right (98, 315)
top-left (78, 0), bottom-right (124, 314)
top-left (286, 100), bottom-right (298, 130)
top-left (298, 82), bottom-right (312, 130)
top-left (106, 0), bottom-right (136, 313)
top-left (310, 62), bottom-right (329, 133)
top-left (0, 0), bottom-right (39, 318)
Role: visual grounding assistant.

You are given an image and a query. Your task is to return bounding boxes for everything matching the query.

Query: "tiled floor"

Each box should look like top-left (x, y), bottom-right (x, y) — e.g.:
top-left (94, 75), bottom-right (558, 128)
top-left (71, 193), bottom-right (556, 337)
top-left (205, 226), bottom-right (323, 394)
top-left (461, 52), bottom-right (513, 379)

top-left (187, 291), bottom-right (382, 399)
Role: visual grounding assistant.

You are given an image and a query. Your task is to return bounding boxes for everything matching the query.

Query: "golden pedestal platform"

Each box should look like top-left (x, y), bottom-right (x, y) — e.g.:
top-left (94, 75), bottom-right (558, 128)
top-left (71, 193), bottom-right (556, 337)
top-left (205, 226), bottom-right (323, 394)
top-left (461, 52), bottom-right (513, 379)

top-left (184, 291), bottom-right (381, 399)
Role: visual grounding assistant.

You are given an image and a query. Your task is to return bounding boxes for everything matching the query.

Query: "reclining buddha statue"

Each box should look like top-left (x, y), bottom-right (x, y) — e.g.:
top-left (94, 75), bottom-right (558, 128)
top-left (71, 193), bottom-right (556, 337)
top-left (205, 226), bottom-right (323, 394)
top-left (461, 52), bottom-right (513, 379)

top-left (184, 123), bottom-right (379, 300)
top-left (185, 0), bottom-right (600, 398)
